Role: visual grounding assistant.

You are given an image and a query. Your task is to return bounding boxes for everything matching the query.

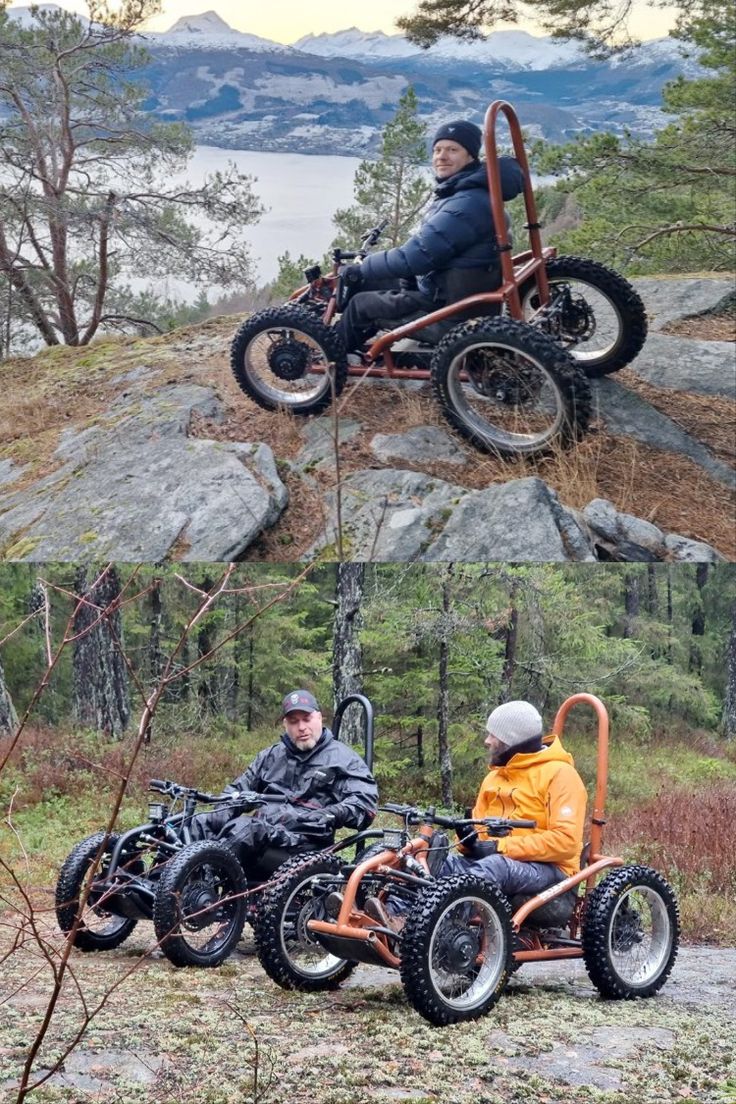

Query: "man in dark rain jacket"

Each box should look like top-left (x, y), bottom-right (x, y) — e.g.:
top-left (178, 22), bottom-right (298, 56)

top-left (336, 119), bottom-right (525, 357)
top-left (192, 689), bottom-right (378, 871)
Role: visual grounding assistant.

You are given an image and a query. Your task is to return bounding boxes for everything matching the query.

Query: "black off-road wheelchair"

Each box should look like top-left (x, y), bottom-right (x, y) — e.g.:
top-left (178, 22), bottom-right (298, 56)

top-left (54, 695), bottom-right (376, 969)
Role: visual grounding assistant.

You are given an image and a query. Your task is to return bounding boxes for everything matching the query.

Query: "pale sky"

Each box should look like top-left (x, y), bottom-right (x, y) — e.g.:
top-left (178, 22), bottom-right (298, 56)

top-left (13, 0), bottom-right (680, 43)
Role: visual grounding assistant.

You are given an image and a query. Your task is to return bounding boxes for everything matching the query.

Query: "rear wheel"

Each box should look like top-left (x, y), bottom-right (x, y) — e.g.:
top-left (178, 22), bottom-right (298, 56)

top-left (152, 841), bottom-right (247, 968)
top-left (55, 832), bottom-right (139, 952)
top-left (230, 304), bottom-right (347, 414)
top-left (521, 256), bottom-right (647, 377)
top-left (582, 865), bottom-right (679, 998)
top-left (400, 874), bottom-right (512, 1025)
top-left (431, 317), bottom-right (591, 457)
top-left (253, 853), bottom-right (357, 991)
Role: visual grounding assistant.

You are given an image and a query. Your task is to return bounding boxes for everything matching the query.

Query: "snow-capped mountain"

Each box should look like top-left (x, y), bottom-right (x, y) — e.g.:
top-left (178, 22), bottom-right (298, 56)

top-left (148, 9), bottom-right (284, 52)
top-left (6, 3), bottom-right (89, 27)
top-left (293, 27), bottom-right (419, 60)
top-left (5, 7), bottom-right (700, 156)
top-left (294, 27), bottom-right (586, 70)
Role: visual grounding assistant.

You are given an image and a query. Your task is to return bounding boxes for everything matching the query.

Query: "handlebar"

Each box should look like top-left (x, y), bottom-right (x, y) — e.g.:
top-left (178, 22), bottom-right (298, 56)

top-left (148, 780), bottom-right (289, 808)
top-left (379, 803), bottom-right (536, 835)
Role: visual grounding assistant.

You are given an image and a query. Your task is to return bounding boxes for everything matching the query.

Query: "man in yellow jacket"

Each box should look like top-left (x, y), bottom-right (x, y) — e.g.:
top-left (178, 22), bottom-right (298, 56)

top-left (442, 700), bottom-right (588, 898)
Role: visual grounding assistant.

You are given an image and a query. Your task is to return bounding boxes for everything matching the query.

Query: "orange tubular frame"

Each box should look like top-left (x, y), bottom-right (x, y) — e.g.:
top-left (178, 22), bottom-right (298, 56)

top-left (309, 694), bottom-right (624, 970)
top-left (509, 692), bottom-right (623, 958)
top-left (292, 100), bottom-right (555, 380)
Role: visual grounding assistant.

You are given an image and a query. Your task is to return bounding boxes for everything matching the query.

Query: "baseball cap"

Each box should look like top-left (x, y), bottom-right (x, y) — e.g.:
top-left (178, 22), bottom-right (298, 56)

top-left (282, 689), bottom-right (320, 716)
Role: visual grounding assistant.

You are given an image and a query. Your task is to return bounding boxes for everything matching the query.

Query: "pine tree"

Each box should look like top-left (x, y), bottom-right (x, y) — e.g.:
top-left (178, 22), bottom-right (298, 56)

top-left (331, 87), bottom-right (432, 251)
top-left (532, 1), bottom-right (735, 272)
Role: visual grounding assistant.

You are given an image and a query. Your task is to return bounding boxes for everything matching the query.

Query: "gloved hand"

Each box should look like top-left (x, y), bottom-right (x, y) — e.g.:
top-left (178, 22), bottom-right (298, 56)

top-left (341, 264), bottom-right (363, 288)
top-left (457, 826), bottom-right (497, 859)
top-left (292, 809), bottom-right (336, 839)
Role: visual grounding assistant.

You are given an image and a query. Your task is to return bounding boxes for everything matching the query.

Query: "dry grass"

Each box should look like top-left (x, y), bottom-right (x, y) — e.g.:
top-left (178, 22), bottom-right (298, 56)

top-left (662, 314), bottom-right (735, 342)
top-left (200, 372), bottom-right (736, 559)
top-left (2, 310), bottom-right (733, 560)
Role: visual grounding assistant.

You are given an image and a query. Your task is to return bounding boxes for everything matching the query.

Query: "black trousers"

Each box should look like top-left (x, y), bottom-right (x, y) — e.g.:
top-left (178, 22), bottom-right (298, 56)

top-left (190, 808), bottom-right (304, 870)
top-left (336, 279), bottom-right (434, 353)
top-left (336, 266), bottom-right (503, 353)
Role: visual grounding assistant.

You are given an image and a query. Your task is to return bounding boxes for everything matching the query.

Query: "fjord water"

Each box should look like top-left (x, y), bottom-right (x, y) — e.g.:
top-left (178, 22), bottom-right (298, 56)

top-left (180, 145), bottom-right (364, 288)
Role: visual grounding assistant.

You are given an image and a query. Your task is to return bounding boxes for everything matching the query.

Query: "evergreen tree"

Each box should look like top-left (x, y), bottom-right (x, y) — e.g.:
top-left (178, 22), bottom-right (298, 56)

top-left (0, 1), bottom-right (263, 354)
top-left (266, 252), bottom-right (318, 304)
top-left (331, 87), bottom-right (432, 251)
top-left (531, 1), bottom-right (735, 272)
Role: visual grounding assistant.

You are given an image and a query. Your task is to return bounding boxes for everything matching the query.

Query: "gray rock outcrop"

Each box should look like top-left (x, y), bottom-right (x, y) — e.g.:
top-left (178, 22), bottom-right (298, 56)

top-left (0, 385), bottom-right (287, 561)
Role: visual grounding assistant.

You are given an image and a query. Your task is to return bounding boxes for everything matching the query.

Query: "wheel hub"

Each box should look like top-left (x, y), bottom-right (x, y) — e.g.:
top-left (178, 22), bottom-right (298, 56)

top-left (180, 879), bottom-right (221, 930)
top-left (441, 926), bottom-right (480, 973)
top-left (267, 337), bottom-right (310, 381)
top-left (466, 350), bottom-right (542, 404)
top-left (558, 290), bottom-right (595, 340)
top-left (613, 905), bottom-right (644, 951)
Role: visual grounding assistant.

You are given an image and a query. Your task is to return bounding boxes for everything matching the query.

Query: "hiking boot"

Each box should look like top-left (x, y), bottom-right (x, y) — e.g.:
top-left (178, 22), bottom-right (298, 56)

top-left (364, 896), bottom-right (405, 934)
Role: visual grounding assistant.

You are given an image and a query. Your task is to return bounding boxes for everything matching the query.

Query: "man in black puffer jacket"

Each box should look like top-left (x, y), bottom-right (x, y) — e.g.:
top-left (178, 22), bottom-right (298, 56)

top-left (336, 119), bottom-right (525, 356)
top-left (191, 689), bottom-right (378, 874)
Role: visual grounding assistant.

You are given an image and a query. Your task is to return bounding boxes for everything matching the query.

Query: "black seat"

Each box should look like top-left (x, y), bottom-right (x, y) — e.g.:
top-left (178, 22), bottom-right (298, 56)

top-left (508, 886), bottom-right (578, 929)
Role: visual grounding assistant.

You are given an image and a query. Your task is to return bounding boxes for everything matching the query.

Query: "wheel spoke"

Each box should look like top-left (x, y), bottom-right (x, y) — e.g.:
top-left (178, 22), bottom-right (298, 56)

top-left (427, 896), bottom-right (506, 1011)
top-left (245, 326), bottom-right (332, 405)
top-left (445, 340), bottom-right (565, 451)
top-left (608, 887), bottom-right (672, 986)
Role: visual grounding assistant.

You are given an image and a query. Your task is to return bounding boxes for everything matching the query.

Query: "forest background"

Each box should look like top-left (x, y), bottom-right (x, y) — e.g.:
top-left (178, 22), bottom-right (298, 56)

top-left (1, 560), bottom-right (735, 943)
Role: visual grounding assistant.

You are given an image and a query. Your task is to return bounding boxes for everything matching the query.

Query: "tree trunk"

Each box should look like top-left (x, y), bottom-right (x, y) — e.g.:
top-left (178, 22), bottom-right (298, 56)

top-left (646, 565), bottom-right (658, 616)
top-left (246, 625), bottom-right (255, 732)
top-left (689, 564), bottom-right (709, 674)
top-left (148, 576), bottom-right (164, 686)
top-left (196, 574), bottom-right (220, 715)
top-left (666, 566), bottom-right (674, 664)
top-left (72, 566), bottom-right (130, 738)
top-left (500, 578), bottom-right (519, 702)
top-left (520, 580), bottom-right (547, 709)
top-left (623, 571), bottom-right (640, 638)
top-left (722, 598), bottom-right (736, 741)
top-left (437, 564), bottom-right (454, 807)
top-left (0, 656), bottom-right (17, 734)
top-left (332, 563), bottom-right (366, 746)
top-left (229, 590), bottom-right (243, 722)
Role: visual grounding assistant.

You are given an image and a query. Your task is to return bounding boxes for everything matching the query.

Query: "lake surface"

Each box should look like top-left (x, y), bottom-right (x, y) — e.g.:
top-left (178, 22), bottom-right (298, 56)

top-left (181, 146), bottom-right (364, 288)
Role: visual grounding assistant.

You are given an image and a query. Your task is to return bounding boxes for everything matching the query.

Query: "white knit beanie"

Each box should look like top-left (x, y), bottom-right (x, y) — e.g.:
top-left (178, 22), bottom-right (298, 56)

top-left (486, 701), bottom-right (543, 747)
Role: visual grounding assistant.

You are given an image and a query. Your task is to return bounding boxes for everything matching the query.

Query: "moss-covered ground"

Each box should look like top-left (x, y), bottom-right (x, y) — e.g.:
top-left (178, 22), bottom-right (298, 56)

top-left (1, 910), bottom-right (734, 1104)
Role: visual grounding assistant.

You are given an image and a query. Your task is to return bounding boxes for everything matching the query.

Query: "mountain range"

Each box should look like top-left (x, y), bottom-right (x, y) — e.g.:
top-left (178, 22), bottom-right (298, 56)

top-left (7, 7), bottom-right (701, 156)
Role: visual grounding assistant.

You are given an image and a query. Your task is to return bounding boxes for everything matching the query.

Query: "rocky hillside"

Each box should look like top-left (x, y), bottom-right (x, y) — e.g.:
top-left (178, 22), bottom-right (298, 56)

top-left (0, 277), bottom-right (732, 563)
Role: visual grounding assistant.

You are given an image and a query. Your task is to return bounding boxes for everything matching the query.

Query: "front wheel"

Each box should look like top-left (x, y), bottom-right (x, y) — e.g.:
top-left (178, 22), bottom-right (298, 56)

top-left (431, 318), bottom-right (591, 458)
top-left (582, 865), bottom-right (679, 999)
top-left (399, 874), bottom-right (513, 1026)
top-left (152, 841), bottom-right (247, 968)
top-left (520, 256), bottom-right (648, 377)
top-left (230, 304), bottom-right (347, 414)
top-left (253, 853), bottom-right (357, 991)
top-left (55, 832), bottom-right (139, 952)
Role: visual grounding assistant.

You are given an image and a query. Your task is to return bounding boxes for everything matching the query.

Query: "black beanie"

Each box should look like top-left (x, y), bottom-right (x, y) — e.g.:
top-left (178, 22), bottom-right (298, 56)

top-left (432, 120), bottom-right (482, 160)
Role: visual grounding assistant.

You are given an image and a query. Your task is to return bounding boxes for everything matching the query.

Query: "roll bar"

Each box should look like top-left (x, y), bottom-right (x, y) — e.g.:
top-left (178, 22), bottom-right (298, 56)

top-left (333, 693), bottom-right (374, 771)
top-left (552, 693), bottom-right (610, 864)
top-left (483, 99), bottom-right (550, 318)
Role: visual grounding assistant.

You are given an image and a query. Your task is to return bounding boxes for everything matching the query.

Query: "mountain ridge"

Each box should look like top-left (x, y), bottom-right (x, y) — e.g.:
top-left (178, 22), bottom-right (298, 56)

top-left (6, 7), bottom-right (701, 155)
